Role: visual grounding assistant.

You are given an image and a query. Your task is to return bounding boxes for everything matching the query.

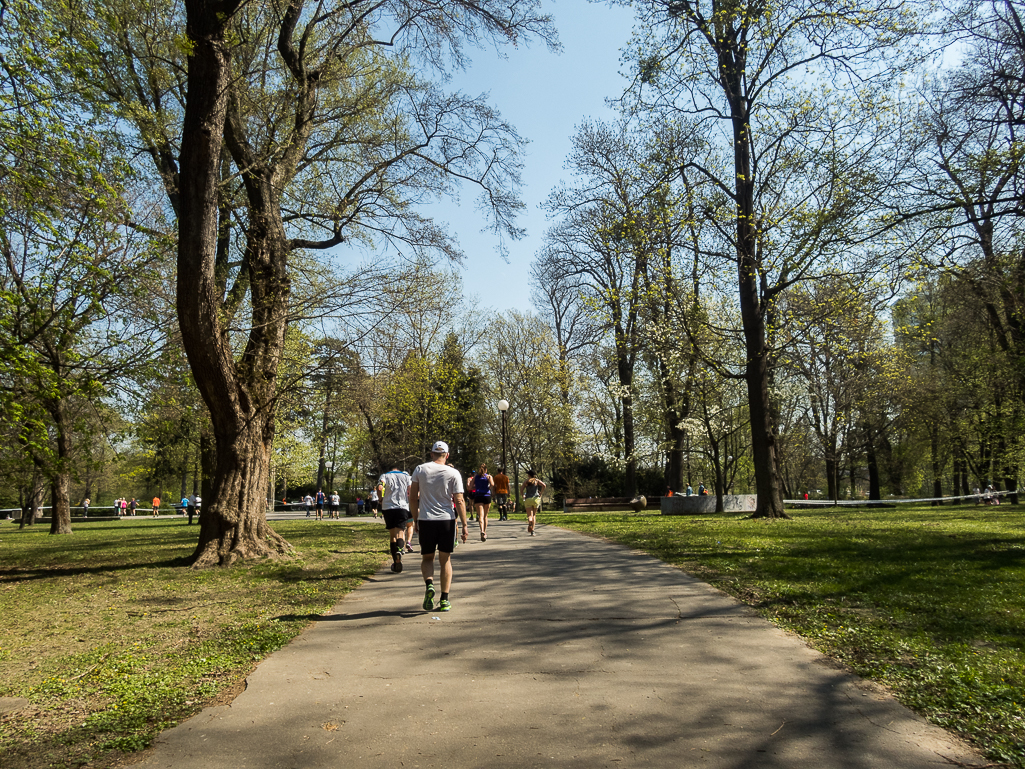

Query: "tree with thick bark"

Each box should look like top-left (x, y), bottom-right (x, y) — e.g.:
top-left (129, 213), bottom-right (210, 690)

top-left (90, 0), bottom-right (555, 565)
top-left (623, 0), bottom-right (922, 516)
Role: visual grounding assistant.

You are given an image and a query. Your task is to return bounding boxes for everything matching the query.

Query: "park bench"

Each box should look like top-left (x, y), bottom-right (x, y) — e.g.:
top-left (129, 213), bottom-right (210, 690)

top-left (563, 497), bottom-right (655, 513)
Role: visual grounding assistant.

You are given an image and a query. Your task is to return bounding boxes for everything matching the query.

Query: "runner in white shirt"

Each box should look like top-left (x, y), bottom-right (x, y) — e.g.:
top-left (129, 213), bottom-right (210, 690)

top-left (410, 441), bottom-right (468, 612)
top-left (377, 466), bottom-right (413, 572)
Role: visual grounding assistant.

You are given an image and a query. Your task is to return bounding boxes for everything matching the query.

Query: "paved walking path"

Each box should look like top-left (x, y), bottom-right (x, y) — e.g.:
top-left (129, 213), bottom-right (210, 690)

top-left (136, 520), bottom-right (985, 769)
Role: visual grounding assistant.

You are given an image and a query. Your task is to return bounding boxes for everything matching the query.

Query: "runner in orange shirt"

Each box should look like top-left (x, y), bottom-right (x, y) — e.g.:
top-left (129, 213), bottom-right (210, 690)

top-left (493, 467), bottom-right (511, 520)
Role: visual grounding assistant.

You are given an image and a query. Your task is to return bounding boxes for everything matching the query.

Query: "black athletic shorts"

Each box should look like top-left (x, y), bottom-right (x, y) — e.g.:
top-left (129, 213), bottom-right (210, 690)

top-left (383, 508), bottom-right (413, 529)
top-left (472, 493), bottom-right (492, 505)
top-left (418, 519), bottom-right (456, 554)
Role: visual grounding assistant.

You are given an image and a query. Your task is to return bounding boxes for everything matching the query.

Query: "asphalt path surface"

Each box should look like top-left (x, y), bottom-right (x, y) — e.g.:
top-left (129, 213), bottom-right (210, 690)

top-left (134, 518), bottom-right (986, 769)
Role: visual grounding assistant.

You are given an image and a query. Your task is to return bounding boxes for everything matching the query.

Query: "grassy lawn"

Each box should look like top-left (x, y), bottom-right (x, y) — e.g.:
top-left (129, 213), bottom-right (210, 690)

top-left (5, 508), bottom-right (1024, 768)
top-left (0, 517), bottom-right (389, 769)
top-left (553, 505), bottom-right (1025, 767)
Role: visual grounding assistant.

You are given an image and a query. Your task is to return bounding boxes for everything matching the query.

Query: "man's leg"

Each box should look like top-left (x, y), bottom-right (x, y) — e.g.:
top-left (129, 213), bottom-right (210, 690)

top-left (421, 551), bottom-right (435, 582)
top-left (389, 526), bottom-right (404, 572)
top-left (421, 551), bottom-right (437, 610)
top-left (437, 552), bottom-right (453, 593)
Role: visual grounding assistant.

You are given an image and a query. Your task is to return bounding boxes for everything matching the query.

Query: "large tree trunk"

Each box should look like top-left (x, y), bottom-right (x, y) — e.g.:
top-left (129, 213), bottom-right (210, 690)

top-left (930, 427), bottom-right (943, 506)
top-left (741, 308), bottom-right (788, 518)
top-left (20, 480), bottom-right (45, 528)
top-left (666, 426), bottom-right (686, 495)
top-left (49, 474), bottom-right (72, 535)
top-left (825, 455), bottom-right (839, 502)
top-left (48, 400), bottom-right (73, 534)
top-left (866, 429), bottom-right (881, 501)
top-left (622, 389), bottom-right (637, 494)
top-left (656, 355), bottom-right (692, 495)
top-left (729, 69), bottom-right (787, 520)
top-left (177, 0), bottom-right (289, 567)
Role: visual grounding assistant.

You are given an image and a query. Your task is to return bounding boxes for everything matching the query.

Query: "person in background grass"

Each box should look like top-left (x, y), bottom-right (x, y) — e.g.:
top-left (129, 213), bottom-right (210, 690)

top-left (151, 496), bottom-right (160, 516)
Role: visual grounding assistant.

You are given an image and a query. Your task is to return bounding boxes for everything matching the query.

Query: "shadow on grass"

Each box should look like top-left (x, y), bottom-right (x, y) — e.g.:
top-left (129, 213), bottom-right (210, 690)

top-left (0, 557), bottom-right (193, 583)
top-left (653, 528), bottom-right (1025, 651)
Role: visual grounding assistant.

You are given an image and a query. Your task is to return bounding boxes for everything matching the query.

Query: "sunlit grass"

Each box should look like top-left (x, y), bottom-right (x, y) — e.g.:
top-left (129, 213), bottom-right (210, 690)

top-left (0, 518), bottom-right (388, 769)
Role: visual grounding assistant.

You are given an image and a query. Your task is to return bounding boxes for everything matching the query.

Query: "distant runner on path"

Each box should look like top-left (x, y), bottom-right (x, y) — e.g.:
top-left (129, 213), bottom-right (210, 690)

top-left (521, 470), bottom-right (546, 536)
top-left (377, 466), bottom-right (413, 573)
top-left (493, 467), bottom-right (510, 520)
top-left (410, 441), bottom-right (468, 612)
top-left (469, 463), bottom-right (494, 541)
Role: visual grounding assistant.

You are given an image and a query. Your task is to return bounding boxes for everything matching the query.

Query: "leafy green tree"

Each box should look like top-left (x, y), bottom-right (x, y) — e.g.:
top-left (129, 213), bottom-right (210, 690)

top-left (894, 275), bottom-right (1023, 501)
top-left (479, 310), bottom-right (578, 496)
top-left (374, 333), bottom-right (485, 471)
top-left (780, 278), bottom-right (895, 501)
top-left (539, 120), bottom-right (668, 495)
top-left (135, 340), bottom-right (206, 502)
top-left (0, 0), bottom-right (162, 534)
top-left (625, 0), bottom-right (924, 516)
top-left (81, 0), bottom-right (556, 565)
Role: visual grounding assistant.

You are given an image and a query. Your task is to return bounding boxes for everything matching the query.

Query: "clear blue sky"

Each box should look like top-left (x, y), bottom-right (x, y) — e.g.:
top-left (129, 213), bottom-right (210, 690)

top-left (432, 0), bottom-right (637, 313)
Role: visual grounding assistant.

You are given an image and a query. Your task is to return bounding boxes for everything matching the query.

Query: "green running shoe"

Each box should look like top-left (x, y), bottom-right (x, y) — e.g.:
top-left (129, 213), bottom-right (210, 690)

top-left (438, 598), bottom-right (451, 612)
top-left (423, 583), bottom-right (435, 611)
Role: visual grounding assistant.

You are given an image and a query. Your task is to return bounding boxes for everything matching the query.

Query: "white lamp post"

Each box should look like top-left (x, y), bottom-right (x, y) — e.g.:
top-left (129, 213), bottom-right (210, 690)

top-left (498, 399), bottom-right (509, 470)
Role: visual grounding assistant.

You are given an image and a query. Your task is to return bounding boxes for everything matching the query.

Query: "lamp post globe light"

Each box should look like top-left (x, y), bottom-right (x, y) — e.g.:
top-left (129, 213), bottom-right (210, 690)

top-left (497, 399), bottom-right (509, 472)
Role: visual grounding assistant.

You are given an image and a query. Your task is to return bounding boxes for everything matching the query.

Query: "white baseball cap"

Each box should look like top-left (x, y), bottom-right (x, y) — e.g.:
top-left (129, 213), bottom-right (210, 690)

top-left (432, 440), bottom-right (449, 453)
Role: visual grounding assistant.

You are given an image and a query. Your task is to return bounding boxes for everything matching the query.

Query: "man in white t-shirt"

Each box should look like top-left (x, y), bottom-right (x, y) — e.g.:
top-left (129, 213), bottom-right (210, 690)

top-left (378, 466), bottom-right (413, 572)
top-left (410, 441), bottom-right (468, 612)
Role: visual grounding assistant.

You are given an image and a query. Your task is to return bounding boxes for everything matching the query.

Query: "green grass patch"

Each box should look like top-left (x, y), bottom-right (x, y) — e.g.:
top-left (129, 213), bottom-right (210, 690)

top-left (0, 518), bottom-right (388, 769)
top-left (554, 506), bottom-right (1025, 767)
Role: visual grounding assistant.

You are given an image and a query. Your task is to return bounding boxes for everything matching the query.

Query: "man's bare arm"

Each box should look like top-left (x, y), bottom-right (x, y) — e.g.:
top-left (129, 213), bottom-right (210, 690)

top-left (453, 493), bottom-right (468, 540)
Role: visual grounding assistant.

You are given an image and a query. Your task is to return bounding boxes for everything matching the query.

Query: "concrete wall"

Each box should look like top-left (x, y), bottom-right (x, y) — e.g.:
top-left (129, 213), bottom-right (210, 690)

top-left (661, 494), bottom-right (757, 515)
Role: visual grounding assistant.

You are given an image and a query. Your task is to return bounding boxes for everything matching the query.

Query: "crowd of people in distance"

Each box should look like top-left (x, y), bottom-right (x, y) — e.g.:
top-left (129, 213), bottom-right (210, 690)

top-left (665, 482), bottom-right (708, 497)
